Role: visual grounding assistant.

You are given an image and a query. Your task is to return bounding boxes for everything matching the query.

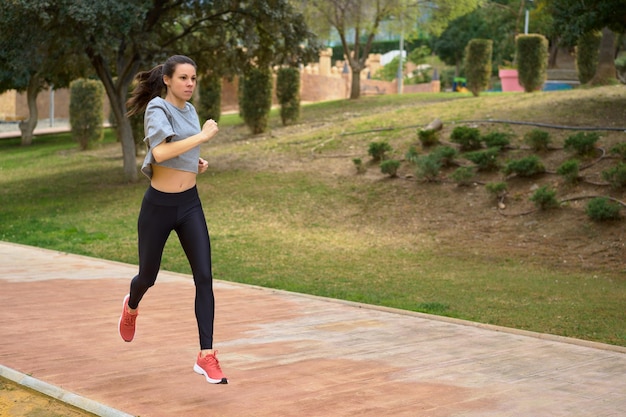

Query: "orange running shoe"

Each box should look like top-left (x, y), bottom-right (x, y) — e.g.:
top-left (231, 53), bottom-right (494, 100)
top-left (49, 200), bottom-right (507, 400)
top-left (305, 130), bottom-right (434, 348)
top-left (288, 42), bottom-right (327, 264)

top-left (118, 294), bottom-right (138, 342)
top-left (193, 351), bottom-right (228, 384)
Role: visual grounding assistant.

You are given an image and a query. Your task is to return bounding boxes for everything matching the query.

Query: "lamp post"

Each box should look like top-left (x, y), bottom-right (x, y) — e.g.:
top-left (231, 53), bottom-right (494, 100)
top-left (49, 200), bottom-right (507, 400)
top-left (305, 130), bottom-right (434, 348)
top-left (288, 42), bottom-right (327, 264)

top-left (524, 0), bottom-right (533, 34)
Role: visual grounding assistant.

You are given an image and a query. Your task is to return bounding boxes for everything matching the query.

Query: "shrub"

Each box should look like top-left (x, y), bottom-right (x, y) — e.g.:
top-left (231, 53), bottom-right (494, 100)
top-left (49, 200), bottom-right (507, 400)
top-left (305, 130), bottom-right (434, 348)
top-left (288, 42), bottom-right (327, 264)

top-left (240, 66), bottom-right (273, 134)
top-left (602, 163), bottom-right (626, 189)
top-left (450, 126), bottom-right (481, 151)
top-left (530, 186), bottom-right (559, 210)
top-left (450, 166), bottom-right (475, 186)
top-left (564, 132), bottom-right (600, 156)
top-left (368, 141), bottom-right (392, 161)
top-left (197, 72), bottom-right (222, 123)
top-left (430, 146), bottom-right (458, 167)
top-left (464, 147), bottom-right (500, 171)
top-left (557, 159), bottom-right (581, 184)
top-left (276, 67), bottom-right (301, 126)
top-left (405, 146), bottom-right (420, 163)
top-left (414, 155), bottom-right (441, 181)
top-left (352, 158), bottom-right (366, 174)
top-left (464, 39), bottom-right (493, 97)
top-left (417, 128), bottom-right (439, 147)
top-left (504, 155), bottom-right (545, 177)
top-left (69, 78), bottom-right (104, 150)
top-left (482, 131), bottom-right (511, 149)
top-left (586, 197), bottom-right (622, 222)
top-left (516, 34), bottom-right (548, 92)
top-left (524, 129), bottom-right (551, 151)
top-left (576, 30), bottom-right (601, 84)
top-left (380, 159), bottom-right (401, 177)
top-left (610, 142), bottom-right (626, 159)
top-left (486, 182), bottom-right (508, 199)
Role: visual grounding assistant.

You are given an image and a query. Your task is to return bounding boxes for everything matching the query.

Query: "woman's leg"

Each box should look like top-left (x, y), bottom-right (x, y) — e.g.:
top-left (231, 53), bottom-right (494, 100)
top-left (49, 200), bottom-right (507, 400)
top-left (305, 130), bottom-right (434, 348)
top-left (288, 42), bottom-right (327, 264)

top-left (175, 200), bottom-right (215, 350)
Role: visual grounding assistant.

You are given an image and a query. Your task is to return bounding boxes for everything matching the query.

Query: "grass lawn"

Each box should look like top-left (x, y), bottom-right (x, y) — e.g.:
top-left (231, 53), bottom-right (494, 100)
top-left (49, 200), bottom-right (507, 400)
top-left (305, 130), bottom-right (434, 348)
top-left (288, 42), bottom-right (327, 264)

top-left (1, 87), bottom-right (625, 347)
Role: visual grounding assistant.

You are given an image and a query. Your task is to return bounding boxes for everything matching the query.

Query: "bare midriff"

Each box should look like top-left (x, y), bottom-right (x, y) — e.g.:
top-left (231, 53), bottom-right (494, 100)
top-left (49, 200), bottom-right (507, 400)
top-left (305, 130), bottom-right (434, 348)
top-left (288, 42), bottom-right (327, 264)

top-left (150, 165), bottom-right (197, 193)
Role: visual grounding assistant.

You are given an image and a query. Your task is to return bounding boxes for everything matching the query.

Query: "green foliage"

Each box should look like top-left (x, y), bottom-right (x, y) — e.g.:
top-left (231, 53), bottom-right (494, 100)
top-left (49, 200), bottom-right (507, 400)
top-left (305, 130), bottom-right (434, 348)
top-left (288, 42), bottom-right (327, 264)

top-left (240, 66), bottom-right (273, 134)
top-left (602, 163), bottom-right (626, 189)
top-left (373, 56), bottom-right (404, 82)
top-left (586, 198), bottom-right (622, 222)
top-left (352, 158), bottom-right (366, 174)
top-left (405, 146), bottom-right (420, 163)
top-left (504, 155), bottom-right (545, 177)
top-left (380, 159), bottom-right (401, 177)
top-left (276, 67), bottom-right (301, 126)
top-left (417, 128), bottom-right (439, 147)
top-left (530, 186), bottom-right (559, 210)
top-left (450, 166), bottom-right (475, 186)
top-left (450, 126), bottom-right (481, 151)
top-left (516, 34), bottom-right (548, 92)
top-left (69, 78), bottom-right (104, 150)
top-left (557, 159), bottom-right (581, 184)
top-left (524, 129), bottom-right (551, 151)
top-left (486, 182), bottom-right (508, 199)
top-left (482, 131), bottom-right (511, 149)
top-left (464, 147), bottom-right (500, 171)
top-left (197, 73), bottom-right (222, 123)
top-left (464, 39), bottom-right (492, 96)
top-left (368, 141), bottom-right (393, 161)
top-left (430, 145), bottom-right (458, 167)
top-left (414, 155), bottom-right (441, 181)
top-left (576, 30), bottom-right (602, 84)
top-left (564, 132), bottom-right (600, 156)
top-left (610, 142), bottom-right (626, 159)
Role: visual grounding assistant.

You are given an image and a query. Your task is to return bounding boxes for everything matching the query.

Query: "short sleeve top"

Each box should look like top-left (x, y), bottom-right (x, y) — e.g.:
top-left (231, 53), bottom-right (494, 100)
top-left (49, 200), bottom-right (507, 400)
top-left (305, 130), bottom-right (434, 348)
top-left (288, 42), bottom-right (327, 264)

top-left (140, 96), bottom-right (201, 179)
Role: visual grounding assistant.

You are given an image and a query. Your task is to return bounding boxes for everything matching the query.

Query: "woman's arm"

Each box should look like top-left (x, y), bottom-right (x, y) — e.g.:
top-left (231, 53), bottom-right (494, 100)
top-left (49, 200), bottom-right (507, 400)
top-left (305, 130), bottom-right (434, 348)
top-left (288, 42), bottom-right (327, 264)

top-left (152, 119), bottom-right (219, 163)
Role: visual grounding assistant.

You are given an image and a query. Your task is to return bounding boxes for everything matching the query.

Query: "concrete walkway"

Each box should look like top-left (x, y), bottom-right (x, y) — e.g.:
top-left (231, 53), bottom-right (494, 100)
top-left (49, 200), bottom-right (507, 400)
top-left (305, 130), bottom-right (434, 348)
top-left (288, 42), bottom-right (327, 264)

top-left (0, 241), bottom-right (625, 417)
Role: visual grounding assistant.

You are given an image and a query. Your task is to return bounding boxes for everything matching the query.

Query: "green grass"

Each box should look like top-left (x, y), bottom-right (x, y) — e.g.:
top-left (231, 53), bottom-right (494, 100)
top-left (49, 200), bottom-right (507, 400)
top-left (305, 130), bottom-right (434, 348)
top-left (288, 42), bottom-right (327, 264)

top-left (1, 88), bottom-right (625, 347)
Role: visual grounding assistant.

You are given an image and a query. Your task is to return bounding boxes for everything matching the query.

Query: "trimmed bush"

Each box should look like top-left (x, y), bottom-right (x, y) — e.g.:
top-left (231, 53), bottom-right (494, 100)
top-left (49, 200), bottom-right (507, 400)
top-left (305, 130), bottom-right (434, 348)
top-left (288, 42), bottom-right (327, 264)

top-left (610, 142), bottom-right (626, 160)
top-left (557, 159), bottom-right (581, 184)
top-left (564, 132), bottom-right (600, 156)
top-left (417, 128), bottom-right (439, 147)
top-left (352, 158), bottom-right (366, 174)
top-left (197, 72), bottom-right (222, 123)
top-left (414, 155), bottom-right (441, 181)
top-left (450, 166), bottom-right (475, 186)
top-left (530, 186), bottom-right (559, 210)
top-left (576, 30), bottom-right (602, 84)
top-left (430, 146), bottom-right (458, 167)
top-left (486, 182), bottom-right (508, 199)
top-left (504, 155), bottom-right (545, 177)
top-left (368, 141), bottom-right (393, 161)
top-left (405, 146), bottom-right (420, 163)
top-left (586, 197), bottom-right (622, 222)
top-left (70, 78), bottom-right (104, 150)
top-left (464, 39), bottom-right (493, 97)
top-left (450, 126), bottom-right (481, 151)
top-left (516, 34), bottom-right (548, 92)
top-left (276, 67), bottom-right (301, 126)
top-left (524, 129), bottom-right (551, 151)
top-left (464, 147), bottom-right (500, 171)
top-left (482, 131), bottom-right (511, 149)
top-left (240, 66), bottom-right (273, 134)
top-left (380, 159), bottom-right (401, 177)
top-left (602, 163), bottom-right (626, 189)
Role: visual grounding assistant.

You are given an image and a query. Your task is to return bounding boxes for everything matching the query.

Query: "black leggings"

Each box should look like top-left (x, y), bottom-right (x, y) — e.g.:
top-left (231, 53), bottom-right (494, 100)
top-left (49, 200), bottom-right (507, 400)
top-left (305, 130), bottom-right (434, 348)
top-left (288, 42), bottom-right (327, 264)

top-left (128, 185), bottom-right (215, 350)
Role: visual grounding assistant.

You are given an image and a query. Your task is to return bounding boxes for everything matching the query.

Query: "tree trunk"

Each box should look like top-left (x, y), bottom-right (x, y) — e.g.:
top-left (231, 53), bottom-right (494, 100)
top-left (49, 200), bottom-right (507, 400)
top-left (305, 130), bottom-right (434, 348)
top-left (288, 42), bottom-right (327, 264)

top-left (350, 68), bottom-right (361, 99)
top-left (18, 76), bottom-right (41, 146)
top-left (590, 27), bottom-right (617, 85)
top-left (548, 38), bottom-right (560, 69)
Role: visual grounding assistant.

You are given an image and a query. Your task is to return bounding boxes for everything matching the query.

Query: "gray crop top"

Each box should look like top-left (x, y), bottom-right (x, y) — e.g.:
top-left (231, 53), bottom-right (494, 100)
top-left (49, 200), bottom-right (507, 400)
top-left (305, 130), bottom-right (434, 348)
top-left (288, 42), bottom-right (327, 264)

top-left (140, 96), bottom-right (201, 179)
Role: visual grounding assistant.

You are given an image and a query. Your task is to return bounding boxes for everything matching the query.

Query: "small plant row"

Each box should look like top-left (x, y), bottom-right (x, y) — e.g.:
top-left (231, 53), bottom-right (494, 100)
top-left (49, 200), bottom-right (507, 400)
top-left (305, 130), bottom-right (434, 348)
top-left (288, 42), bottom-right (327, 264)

top-left (352, 126), bottom-right (626, 222)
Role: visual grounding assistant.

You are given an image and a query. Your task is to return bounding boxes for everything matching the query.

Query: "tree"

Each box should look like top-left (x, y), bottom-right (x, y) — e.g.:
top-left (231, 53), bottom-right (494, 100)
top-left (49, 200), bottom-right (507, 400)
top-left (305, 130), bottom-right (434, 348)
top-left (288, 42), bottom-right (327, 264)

top-left (24, 0), bottom-right (320, 181)
top-left (0, 1), bottom-right (87, 146)
top-left (549, 0), bottom-right (626, 84)
top-left (307, 0), bottom-right (484, 99)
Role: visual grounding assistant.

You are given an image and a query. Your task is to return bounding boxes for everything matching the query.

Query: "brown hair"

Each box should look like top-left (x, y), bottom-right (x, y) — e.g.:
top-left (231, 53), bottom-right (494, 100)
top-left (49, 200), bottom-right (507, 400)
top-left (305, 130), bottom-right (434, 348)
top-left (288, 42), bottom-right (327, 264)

top-left (126, 55), bottom-right (197, 117)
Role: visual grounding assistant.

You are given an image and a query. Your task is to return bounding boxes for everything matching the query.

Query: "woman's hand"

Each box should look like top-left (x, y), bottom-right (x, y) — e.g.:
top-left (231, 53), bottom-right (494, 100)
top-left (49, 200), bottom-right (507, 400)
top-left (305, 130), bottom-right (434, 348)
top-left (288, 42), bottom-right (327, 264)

top-left (200, 119), bottom-right (219, 142)
top-left (198, 157), bottom-right (209, 174)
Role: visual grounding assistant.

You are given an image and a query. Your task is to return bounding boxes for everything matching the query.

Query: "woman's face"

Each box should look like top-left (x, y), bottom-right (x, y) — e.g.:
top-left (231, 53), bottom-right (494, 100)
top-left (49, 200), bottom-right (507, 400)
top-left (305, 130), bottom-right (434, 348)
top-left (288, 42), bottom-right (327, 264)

top-left (163, 63), bottom-right (197, 105)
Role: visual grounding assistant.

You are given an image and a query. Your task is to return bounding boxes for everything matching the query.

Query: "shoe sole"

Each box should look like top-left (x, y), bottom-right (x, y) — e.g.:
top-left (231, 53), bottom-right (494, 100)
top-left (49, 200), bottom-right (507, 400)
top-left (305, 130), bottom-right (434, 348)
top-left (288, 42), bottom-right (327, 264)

top-left (193, 363), bottom-right (228, 384)
top-left (118, 294), bottom-right (134, 342)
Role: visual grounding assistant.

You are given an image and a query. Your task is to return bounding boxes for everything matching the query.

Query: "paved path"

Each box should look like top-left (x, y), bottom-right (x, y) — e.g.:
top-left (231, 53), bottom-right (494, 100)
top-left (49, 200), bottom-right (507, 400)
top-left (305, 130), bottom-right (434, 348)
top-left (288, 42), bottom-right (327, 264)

top-left (0, 241), bottom-right (625, 417)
